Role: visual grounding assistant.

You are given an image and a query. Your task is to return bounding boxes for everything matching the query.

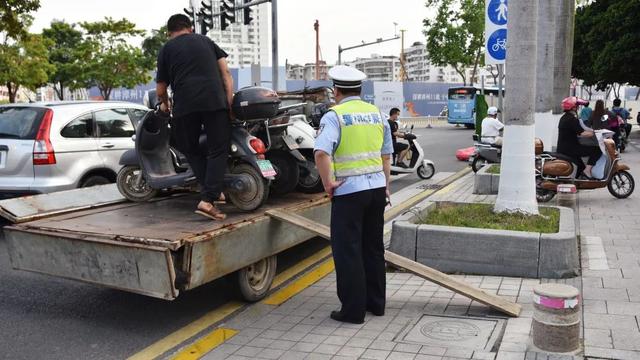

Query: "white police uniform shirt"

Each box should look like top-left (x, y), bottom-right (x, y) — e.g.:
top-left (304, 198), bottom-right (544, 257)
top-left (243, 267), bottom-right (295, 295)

top-left (314, 96), bottom-right (394, 196)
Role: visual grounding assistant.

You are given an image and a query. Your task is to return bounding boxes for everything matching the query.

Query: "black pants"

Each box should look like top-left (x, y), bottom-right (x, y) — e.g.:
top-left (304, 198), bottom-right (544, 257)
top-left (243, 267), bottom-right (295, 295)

top-left (564, 145), bottom-right (602, 176)
top-left (330, 187), bottom-right (386, 320)
top-left (173, 110), bottom-right (230, 203)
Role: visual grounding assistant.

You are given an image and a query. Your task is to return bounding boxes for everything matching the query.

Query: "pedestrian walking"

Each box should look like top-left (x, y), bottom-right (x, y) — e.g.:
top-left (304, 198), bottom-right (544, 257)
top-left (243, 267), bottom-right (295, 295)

top-left (155, 14), bottom-right (234, 220)
top-left (314, 65), bottom-right (393, 324)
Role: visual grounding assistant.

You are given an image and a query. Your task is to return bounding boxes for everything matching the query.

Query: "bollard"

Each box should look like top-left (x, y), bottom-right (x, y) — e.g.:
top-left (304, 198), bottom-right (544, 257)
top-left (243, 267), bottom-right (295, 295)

top-left (556, 184), bottom-right (577, 209)
top-left (532, 283), bottom-right (581, 353)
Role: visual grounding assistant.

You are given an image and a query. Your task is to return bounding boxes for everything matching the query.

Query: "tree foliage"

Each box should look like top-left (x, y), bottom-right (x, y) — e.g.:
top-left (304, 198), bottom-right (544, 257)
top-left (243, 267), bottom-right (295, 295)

top-left (423, 0), bottom-right (485, 85)
top-left (42, 20), bottom-right (83, 100)
top-left (573, 0), bottom-right (640, 92)
top-left (142, 25), bottom-right (168, 68)
top-left (0, 34), bottom-right (54, 102)
top-left (0, 0), bottom-right (40, 39)
top-left (77, 17), bottom-right (151, 100)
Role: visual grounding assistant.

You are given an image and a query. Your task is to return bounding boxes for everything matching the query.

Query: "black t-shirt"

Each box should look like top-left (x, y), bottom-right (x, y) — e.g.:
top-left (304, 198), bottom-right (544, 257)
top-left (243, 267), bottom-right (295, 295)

top-left (557, 111), bottom-right (584, 155)
top-left (156, 33), bottom-right (229, 117)
top-left (388, 119), bottom-right (398, 146)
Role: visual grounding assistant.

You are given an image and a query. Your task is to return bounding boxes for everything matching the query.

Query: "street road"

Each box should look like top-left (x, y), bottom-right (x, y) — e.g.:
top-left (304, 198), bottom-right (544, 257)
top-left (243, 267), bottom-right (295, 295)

top-left (0, 124), bottom-right (471, 360)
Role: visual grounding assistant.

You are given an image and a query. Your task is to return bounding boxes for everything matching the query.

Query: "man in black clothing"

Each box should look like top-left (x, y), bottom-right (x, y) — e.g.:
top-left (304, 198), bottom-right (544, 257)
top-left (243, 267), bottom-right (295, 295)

top-left (388, 108), bottom-right (409, 167)
top-left (557, 97), bottom-right (601, 179)
top-left (156, 14), bottom-right (234, 220)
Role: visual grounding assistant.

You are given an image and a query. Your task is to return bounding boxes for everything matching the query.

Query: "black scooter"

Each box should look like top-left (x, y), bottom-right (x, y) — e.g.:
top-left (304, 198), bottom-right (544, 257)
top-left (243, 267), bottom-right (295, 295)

top-left (116, 109), bottom-right (274, 211)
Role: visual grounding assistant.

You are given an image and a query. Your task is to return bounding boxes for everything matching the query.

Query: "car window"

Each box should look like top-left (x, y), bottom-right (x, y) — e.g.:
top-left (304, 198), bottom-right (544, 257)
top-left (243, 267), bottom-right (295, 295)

top-left (61, 114), bottom-right (94, 138)
top-left (95, 108), bottom-right (135, 138)
top-left (0, 107), bottom-right (46, 139)
top-left (128, 108), bottom-right (148, 126)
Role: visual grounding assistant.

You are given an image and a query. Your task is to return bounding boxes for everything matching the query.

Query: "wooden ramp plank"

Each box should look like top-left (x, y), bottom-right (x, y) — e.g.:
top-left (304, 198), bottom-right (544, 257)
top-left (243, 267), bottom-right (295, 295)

top-left (266, 209), bottom-right (522, 317)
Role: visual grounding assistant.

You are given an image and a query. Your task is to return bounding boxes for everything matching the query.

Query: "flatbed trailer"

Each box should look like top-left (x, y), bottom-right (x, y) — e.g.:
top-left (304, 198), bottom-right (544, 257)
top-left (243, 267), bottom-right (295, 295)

top-left (1, 185), bottom-right (330, 301)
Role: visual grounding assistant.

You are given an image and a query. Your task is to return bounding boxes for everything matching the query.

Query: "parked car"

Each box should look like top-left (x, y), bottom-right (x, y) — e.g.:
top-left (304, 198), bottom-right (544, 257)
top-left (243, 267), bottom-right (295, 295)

top-left (0, 101), bottom-right (149, 197)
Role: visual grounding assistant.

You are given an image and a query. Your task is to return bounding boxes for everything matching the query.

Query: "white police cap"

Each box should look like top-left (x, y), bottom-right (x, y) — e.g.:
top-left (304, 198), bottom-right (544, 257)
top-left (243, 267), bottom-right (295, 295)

top-left (328, 65), bottom-right (367, 89)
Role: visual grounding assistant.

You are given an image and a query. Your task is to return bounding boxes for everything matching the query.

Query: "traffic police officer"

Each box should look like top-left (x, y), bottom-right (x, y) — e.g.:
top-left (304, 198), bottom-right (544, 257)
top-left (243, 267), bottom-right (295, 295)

top-left (314, 65), bottom-right (393, 324)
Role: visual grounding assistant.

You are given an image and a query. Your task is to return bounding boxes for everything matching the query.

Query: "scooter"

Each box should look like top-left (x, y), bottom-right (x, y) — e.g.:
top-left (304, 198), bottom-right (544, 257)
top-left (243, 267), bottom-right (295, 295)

top-left (390, 125), bottom-right (436, 179)
top-left (287, 113), bottom-right (324, 193)
top-left (535, 130), bottom-right (635, 202)
top-left (116, 112), bottom-right (274, 211)
top-left (469, 134), bottom-right (501, 173)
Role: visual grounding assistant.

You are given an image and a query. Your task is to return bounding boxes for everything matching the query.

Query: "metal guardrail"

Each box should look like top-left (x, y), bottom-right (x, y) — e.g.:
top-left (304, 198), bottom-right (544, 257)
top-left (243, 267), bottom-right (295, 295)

top-left (398, 116), bottom-right (448, 128)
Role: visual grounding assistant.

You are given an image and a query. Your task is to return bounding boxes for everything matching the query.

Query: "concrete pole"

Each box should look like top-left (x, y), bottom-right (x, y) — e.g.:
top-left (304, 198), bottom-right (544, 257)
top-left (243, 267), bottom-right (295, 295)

top-left (534, 0), bottom-right (558, 151)
top-left (494, 0), bottom-right (539, 215)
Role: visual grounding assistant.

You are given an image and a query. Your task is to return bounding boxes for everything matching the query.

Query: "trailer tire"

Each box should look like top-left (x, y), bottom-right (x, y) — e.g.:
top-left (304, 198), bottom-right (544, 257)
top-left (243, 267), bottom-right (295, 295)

top-left (237, 255), bottom-right (277, 302)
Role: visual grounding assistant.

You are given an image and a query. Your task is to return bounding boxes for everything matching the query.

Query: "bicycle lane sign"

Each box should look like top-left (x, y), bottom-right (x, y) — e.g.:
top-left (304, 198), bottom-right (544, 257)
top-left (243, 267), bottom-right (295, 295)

top-left (485, 0), bottom-right (508, 64)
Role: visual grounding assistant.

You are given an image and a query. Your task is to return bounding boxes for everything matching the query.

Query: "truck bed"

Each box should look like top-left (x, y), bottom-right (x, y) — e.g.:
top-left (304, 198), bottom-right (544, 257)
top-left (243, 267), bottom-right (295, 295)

top-left (2, 187), bottom-right (330, 300)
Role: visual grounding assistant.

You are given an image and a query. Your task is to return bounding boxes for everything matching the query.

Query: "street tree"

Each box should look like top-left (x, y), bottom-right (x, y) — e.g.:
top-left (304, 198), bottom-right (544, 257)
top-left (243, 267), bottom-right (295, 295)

top-left (42, 20), bottom-right (83, 100)
top-left (0, 34), bottom-right (54, 102)
top-left (142, 25), bottom-right (168, 68)
top-left (494, 0), bottom-right (539, 215)
top-left (552, 0), bottom-right (575, 114)
top-left (0, 0), bottom-right (40, 39)
top-left (423, 0), bottom-right (484, 85)
top-left (78, 18), bottom-right (151, 100)
top-left (573, 0), bottom-right (640, 100)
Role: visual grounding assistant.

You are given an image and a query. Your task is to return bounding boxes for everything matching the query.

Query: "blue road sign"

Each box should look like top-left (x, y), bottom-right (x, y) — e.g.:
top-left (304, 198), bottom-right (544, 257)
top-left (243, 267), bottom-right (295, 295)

top-left (488, 0), bottom-right (508, 26)
top-left (487, 28), bottom-right (507, 61)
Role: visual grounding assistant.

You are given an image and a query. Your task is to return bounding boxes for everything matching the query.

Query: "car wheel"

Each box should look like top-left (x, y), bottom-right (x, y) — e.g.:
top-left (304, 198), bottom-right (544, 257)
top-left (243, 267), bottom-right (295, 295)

top-left (80, 175), bottom-right (111, 188)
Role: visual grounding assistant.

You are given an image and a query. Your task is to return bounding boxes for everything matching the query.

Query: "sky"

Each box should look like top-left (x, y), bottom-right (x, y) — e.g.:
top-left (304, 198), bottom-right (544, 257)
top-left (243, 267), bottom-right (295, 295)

top-left (30, 0), bottom-right (434, 65)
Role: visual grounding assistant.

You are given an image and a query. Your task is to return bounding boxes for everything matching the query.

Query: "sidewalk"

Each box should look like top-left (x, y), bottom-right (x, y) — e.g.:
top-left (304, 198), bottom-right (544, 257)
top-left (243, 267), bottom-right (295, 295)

top-left (195, 132), bottom-right (640, 360)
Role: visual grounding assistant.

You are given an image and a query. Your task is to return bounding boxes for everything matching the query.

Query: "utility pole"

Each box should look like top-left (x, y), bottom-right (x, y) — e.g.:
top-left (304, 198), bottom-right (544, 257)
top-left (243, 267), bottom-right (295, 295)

top-left (398, 29), bottom-right (408, 82)
top-left (314, 20), bottom-right (320, 80)
top-left (271, 0), bottom-right (279, 90)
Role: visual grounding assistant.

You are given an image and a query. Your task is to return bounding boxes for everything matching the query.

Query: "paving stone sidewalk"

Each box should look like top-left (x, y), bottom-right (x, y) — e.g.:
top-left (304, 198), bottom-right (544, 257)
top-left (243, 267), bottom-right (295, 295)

top-left (200, 131), bottom-right (640, 360)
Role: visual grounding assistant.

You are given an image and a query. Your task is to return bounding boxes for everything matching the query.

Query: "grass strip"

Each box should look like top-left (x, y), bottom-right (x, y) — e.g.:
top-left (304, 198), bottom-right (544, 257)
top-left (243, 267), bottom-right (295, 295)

top-left (420, 202), bottom-right (559, 233)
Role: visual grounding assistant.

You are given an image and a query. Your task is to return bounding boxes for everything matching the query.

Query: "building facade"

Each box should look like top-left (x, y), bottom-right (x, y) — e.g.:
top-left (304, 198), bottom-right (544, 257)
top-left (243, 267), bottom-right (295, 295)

top-left (206, 0), bottom-right (270, 68)
top-left (287, 61), bottom-right (329, 81)
top-left (348, 55), bottom-right (400, 82)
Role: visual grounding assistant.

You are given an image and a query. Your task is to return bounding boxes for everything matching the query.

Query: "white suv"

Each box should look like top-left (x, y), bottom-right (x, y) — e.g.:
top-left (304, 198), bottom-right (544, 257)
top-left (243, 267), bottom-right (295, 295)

top-left (0, 101), bottom-right (149, 197)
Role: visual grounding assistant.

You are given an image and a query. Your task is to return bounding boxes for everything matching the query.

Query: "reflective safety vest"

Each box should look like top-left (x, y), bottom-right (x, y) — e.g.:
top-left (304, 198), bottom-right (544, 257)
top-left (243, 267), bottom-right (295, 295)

top-left (331, 100), bottom-right (384, 177)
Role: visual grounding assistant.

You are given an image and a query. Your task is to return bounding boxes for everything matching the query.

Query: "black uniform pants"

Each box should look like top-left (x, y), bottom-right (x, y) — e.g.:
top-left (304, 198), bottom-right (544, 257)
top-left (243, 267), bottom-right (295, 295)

top-left (173, 110), bottom-right (230, 203)
top-left (330, 187), bottom-right (387, 320)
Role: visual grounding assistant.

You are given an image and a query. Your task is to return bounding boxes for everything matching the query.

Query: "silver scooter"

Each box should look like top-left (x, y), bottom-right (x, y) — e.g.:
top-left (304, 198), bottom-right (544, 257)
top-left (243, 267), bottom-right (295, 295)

top-left (390, 125), bottom-right (435, 179)
top-left (469, 134), bottom-right (501, 173)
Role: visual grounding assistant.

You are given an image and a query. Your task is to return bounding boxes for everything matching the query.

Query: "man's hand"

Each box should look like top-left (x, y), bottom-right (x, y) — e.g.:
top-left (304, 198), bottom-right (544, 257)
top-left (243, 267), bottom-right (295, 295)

top-left (160, 102), bottom-right (170, 113)
top-left (581, 130), bottom-right (595, 138)
top-left (385, 187), bottom-right (392, 207)
top-left (324, 179), bottom-right (345, 199)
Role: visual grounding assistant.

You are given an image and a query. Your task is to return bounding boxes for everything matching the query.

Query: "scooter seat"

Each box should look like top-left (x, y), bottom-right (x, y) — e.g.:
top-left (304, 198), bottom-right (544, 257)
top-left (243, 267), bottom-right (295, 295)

top-left (543, 152), bottom-right (576, 164)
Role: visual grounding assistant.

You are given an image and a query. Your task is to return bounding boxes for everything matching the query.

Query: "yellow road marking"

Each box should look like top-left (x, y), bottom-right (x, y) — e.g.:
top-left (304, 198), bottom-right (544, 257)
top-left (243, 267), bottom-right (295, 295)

top-left (263, 259), bottom-right (335, 305)
top-left (127, 302), bottom-right (243, 360)
top-left (171, 328), bottom-right (238, 360)
top-left (272, 246), bottom-right (332, 288)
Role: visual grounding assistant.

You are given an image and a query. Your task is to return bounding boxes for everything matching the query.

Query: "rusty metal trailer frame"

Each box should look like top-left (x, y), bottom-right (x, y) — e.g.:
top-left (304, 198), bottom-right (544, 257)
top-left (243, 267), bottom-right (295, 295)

top-left (2, 185), bottom-right (330, 300)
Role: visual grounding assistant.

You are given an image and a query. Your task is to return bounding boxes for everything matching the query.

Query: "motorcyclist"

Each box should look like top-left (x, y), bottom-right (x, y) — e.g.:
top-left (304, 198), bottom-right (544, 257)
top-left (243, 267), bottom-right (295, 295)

top-left (557, 97), bottom-right (602, 179)
top-left (388, 108), bottom-right (409, 167)
top-left (480, 106), bottom-right (504, 145)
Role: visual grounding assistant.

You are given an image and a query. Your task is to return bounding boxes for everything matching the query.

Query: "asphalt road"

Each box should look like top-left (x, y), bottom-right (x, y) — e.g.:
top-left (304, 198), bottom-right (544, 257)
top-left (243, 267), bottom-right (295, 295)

top-left (0, 124), bottom-right (472, 360)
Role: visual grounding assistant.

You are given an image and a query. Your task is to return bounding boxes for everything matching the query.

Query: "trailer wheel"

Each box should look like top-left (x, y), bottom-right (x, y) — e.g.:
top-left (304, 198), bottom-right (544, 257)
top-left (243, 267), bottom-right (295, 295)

top-left (237, 255), bottom-right (277, 302)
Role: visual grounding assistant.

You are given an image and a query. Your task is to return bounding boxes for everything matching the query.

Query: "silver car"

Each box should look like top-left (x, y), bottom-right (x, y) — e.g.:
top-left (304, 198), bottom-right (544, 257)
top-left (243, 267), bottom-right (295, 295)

top-left (0, 101), bottom-right (149, 197)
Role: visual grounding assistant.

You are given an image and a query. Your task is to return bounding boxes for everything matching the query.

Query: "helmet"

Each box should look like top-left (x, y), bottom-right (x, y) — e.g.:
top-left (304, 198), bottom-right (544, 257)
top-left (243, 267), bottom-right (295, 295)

top-left (561, 97), bottom-right (588, 111)
top-left (487, 106), bottom-right (499, 115)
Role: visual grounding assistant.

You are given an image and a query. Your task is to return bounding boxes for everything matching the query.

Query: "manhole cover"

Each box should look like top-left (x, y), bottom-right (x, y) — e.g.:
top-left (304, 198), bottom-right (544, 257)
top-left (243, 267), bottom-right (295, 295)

top-left (397, 314), bottom-right (505, 351)
top-left (417, 184), bottom-right (443, 190)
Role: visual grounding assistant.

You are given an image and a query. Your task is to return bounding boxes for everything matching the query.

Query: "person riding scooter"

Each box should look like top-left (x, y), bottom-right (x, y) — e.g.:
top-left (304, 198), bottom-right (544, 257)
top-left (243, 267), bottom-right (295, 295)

top-left (480, 106), bottom-right (504, 145)
top-left (557, 97), bottom-right (602, 179)
top-left (388, 108), bottom-right (409, 167)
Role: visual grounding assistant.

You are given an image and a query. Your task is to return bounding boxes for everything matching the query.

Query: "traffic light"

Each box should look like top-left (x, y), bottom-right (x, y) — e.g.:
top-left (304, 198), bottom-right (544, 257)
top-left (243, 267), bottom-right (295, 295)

top-left (243, 0), bottom-right (253, 25)
top-left (199, 0), bottom-right (213, 34)
top-left (183, 6), bottom-right (196, 29)
top-left (220, 0), bottom-right (235, 31)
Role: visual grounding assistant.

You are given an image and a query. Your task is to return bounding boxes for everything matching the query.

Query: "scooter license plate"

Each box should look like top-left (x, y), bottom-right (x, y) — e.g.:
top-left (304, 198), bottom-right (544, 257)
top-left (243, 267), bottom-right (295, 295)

top-left (257, 159), bottom-right (277, 177)
top-left (283, 134), bottom-right (299, 150)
